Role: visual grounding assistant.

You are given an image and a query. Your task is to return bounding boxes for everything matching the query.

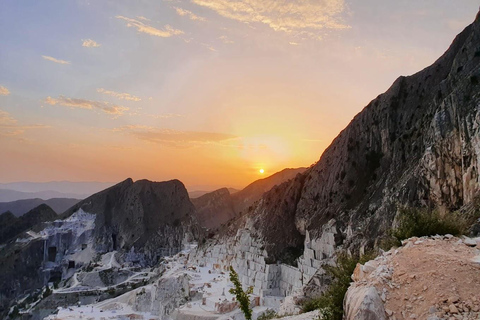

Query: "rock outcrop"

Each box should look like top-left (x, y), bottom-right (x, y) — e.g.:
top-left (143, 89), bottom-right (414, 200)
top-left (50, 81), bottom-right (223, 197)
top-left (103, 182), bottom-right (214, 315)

top-left (62, 178), bottom-right (200, 261)
top-left (344, 236), bottom-right (480, 320)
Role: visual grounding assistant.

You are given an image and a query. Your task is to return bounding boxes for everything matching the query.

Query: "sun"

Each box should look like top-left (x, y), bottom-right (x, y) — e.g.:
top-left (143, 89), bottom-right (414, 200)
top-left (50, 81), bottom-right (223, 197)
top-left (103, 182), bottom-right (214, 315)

top-left (259, 169), bottom-right (264, 174)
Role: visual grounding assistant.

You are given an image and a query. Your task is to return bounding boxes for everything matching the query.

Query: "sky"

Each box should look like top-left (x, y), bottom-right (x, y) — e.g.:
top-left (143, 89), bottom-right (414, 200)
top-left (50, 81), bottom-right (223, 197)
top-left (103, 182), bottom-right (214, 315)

top-left (0, 0), bottom-right (478, 190)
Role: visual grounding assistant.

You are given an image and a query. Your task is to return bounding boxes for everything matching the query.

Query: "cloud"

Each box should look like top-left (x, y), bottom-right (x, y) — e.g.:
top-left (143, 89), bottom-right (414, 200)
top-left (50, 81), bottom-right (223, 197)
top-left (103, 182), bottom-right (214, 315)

top-left (116, 16), bottom-right (184, 37)
top-left (97, 88), bottom-right (141, 101)
top-left (82, 39), bottom-right (101, 47)
top-left (191, 0), bottom-right (349, 37)
top-left (114, 125), bottom-right (238, 148)
top-left (0, 109), bottom-right (49, 136)
top-left (201, 43), bottom-right (217, 52)
top-left (0, 86), bottom-right (10, 96)
top-left (42, 55), bottom-right (71, 65)
top-left (175, 7), bottom-right (207, 21)
top-left (136, 16), bottom-right (150, 21)
top-left (0, 110), bottom-right (16, 126)
top-left (219, 35), bottom-right (234, 44)
top-left (146, 113), bottom-right (184, 119)
top-left (44, 96), bottom-right (129, 116)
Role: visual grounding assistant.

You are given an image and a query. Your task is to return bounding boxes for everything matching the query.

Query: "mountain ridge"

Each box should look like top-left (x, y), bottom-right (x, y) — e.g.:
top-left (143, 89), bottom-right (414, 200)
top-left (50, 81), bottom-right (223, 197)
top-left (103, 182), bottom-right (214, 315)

top-left (191, 167), bottom-right (307, 230)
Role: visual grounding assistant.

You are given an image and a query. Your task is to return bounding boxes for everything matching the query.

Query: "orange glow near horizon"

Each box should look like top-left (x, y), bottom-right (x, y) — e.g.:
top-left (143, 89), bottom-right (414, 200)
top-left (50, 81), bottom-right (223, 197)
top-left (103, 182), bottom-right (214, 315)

top-left (0, 1), bottom-right (477, 189)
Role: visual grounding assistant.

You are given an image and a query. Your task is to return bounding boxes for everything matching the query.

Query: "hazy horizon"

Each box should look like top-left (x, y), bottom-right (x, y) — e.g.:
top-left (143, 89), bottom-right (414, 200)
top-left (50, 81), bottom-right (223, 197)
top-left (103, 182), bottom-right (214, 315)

top-left (0, 166), bottom-right (307, 193)
top-left (1, 1), bottom-right (478, 188)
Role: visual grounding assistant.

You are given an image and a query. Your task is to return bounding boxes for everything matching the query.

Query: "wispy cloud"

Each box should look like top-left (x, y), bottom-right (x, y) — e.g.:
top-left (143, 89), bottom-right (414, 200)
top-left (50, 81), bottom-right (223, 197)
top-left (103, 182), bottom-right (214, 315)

top-left (219, 35), bottom-right (234, 44)
top-left (97, 88), bottom-right (141, 101)
top-left (82, 39), bottom-right (101, 47)
top-left (42, 55), bottom-right (71, 65)
top-left (148, 113), bottom-right (184, 119)
top-left (114, 125), bottom-right (238, 148)
top-left (201, 43), bottom-right (217, 52)
top-left (0, 110), bottom-right (16, 126)
top-left (116, 15), bottom-right (184, 37)
top-left (136, 16), bottom-right (150, 21)
top-left (44, 96), bottom-right (129, 116)
top-left (191, 0), bottom-right (349, 37)
top-left (0, 109), bottom-right (49, 136)
top-left (175, 7), bottom-right (207, 21)
top-left (0, 86), bottom-right (10, 96)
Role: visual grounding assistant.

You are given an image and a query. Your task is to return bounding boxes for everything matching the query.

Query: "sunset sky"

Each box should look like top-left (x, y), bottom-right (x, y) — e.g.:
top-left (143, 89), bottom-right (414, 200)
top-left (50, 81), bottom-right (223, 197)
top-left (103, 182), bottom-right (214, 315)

top-left (0, 1), bottom-right (478, 190)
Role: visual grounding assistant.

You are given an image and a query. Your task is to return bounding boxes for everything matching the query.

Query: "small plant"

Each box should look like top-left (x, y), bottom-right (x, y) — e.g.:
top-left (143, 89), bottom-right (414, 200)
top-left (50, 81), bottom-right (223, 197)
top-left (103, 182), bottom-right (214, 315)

top-left (257, 309), bottom-right (277, 320)
top-left (107, 287), bottom-right (116, 296)
top-left (302, 252), bottom-right (377, 320)
top-left (229, 266), bottom-right (253, 320)
top-left (392, 207), bottom-right (467, 240)
top-left (43, 286), bottom-right (52, 298)
top-left (378, 233), bottom-right (401, 251)
top-left (9, 306), bottom-right (20, 319)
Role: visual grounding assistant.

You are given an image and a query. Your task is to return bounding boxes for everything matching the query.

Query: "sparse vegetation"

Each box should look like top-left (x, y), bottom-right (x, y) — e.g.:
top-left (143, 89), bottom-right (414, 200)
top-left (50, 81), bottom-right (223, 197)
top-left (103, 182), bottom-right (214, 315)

top-left (302, 252), bottom-right (377, 320)
top-left (229, 266), bottom-right (253, 320)
top-left (257, 309), bottom-right (277, 320)
top-left (107, 287), bottom-right (116, 296)
top-left (378, 233), bottom-right (401, 251)
top-left (9, 306), bottom-right (20, 319)
top-left (392, 207), bottom-right (467, 241)
top-left (43, 286), bottom-right (52, 298)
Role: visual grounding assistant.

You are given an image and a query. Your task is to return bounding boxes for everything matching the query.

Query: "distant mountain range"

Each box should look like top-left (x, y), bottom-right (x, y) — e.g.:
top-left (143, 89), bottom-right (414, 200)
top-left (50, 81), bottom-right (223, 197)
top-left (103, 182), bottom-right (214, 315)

top-left (0, 189), bottom-right (87, 202)
top-left (0, 181), bottom-right (115, 201)
top-left (191, 167), bottom-right (307, 229)
top-left (188, 187), bottom-right (239, 199)
top-left (0, 198), bottom-right (81, 217)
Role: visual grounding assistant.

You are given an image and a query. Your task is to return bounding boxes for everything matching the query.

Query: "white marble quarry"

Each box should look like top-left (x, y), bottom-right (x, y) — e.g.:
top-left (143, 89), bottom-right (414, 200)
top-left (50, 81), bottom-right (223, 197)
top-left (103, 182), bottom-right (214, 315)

top-left (189, 218), bottom-right (340, 304)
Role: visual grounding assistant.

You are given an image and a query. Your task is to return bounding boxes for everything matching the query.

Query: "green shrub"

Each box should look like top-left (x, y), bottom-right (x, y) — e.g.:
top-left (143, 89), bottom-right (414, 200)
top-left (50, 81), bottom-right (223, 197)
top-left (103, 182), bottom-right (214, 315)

top-left (229, 266), bottom-right (253, 320)
top-left (392, 207), bottom-right (467, 240)
top-left (43, 286), bottom-right (52, 298)
top-left (378, 232), bottom-right (402, 251)
top-left (257, 309), bottom-right (277, 320)
top-left (9, 306), bottom-right (20, 319)
top-left (302, 252), bottom-right (377, 320)
top-left (107, 287), bottom-right (116, 296)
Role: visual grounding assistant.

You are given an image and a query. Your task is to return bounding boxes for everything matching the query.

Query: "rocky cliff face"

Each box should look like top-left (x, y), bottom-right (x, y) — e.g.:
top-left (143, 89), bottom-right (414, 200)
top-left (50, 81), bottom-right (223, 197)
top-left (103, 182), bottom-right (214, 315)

top-left (192, 13), bottom-right (480, 301)
top-left (293, 18), bottom-right (480, 246)
top-left (63, 178), bottom-right (200, 261)
top-left (246, 11), bottom-right (480, 254)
